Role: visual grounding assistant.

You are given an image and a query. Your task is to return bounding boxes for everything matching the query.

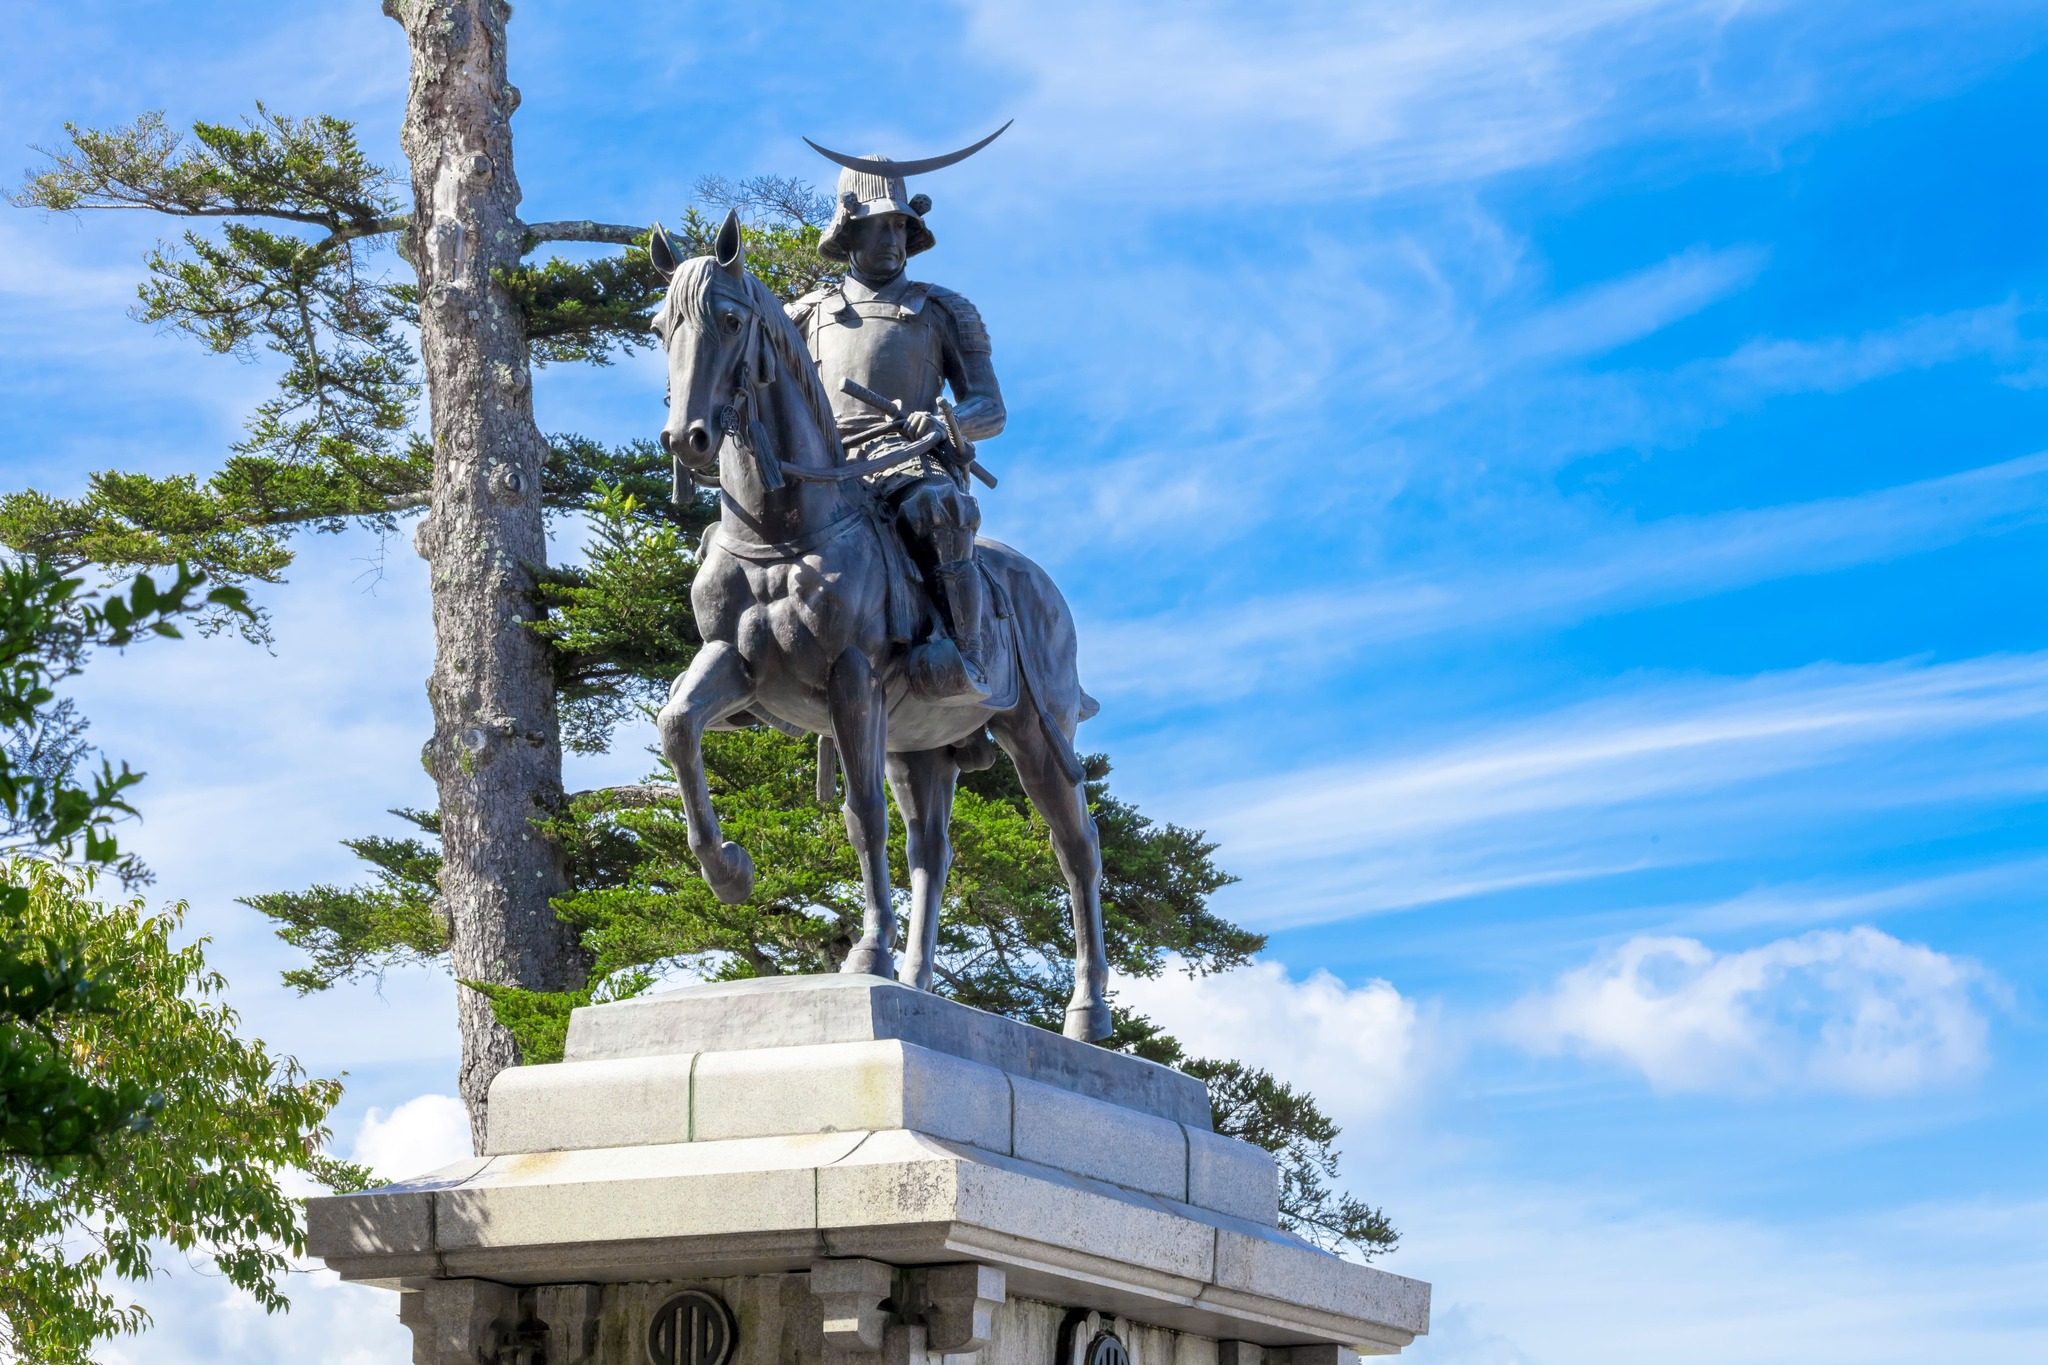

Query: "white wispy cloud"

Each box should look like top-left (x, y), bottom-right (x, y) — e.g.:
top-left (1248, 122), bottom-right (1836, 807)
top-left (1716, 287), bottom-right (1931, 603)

top-left (1082, 451), bottom-right (2048, 701)
top-left (1506, 927), bottom-right (1992, 1095)
top-left (963, 0), bottom-right (2044, 203)
top-left (1184, 651), bottom-right (2048, 924)
top-left (1671, 857), bottom-right (2048, 935)
top-left (100, 1268), bottom-right (406, 1365)
top-left (1394, 1182), bottom-right (2048, 1365)
top-left (1497, 246), bottom-right (1769, 369)
top-left (1708, 300), bottom-right (2043, 399)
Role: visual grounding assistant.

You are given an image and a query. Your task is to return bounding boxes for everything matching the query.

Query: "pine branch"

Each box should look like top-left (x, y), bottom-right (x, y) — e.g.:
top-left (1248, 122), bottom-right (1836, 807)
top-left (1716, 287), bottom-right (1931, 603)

top-left (565, 784), bottom-right (676, 808)
top-left (6, 108), bottom-right (428, 590)
top-left (522, 220), bottom-right (644, 248)
top-left (16, 107), bottom-right (399, 231)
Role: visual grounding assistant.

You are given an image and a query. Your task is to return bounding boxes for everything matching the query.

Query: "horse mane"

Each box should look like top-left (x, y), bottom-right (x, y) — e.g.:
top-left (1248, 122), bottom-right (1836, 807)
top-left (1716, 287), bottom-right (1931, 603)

top-left (658, 257), bottom-right (840, 453)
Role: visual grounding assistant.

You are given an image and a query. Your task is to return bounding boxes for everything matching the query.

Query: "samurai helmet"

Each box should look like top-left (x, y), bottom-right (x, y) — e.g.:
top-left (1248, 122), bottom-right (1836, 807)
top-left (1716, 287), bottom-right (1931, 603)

top-left (807, 122), bottom-right (1010, 263)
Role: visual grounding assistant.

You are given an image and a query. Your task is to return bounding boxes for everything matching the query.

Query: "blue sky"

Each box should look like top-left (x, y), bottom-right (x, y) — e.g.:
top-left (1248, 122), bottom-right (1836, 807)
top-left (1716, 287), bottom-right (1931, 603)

top-left (5, 2), bottom-right (2047, 1362)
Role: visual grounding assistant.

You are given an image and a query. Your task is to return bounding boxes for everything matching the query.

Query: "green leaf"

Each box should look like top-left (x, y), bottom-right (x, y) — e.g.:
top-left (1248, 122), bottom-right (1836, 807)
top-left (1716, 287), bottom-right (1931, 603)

top-left (0, 861), bottom-right (350, 1357)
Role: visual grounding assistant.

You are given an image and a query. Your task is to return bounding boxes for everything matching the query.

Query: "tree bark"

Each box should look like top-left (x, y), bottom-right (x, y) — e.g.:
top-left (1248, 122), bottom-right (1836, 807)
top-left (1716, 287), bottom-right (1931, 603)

top-left (388, 0), bottom-right (587, 1150)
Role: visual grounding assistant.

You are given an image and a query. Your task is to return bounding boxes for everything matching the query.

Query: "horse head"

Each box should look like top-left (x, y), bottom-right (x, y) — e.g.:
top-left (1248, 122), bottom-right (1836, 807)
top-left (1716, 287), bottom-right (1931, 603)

top-left (649, 209), bottom-right (762, 478)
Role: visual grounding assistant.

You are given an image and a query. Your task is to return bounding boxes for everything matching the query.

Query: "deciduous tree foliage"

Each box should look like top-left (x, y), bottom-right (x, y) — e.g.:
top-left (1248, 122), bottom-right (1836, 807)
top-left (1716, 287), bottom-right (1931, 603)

top-left (12, 11), bottom-right (1397, 1259)
top-left (0, 560), bottom-right (358, 1360)
top-left (1, 863), bottom-right (351, 1365)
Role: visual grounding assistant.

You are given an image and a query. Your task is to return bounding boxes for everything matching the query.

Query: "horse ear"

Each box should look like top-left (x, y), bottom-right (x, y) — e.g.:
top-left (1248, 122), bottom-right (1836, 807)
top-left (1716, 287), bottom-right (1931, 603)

top-left (649, 222), bottom-right (680, 279)
top-left (715, 208), bottom-right (745, 279)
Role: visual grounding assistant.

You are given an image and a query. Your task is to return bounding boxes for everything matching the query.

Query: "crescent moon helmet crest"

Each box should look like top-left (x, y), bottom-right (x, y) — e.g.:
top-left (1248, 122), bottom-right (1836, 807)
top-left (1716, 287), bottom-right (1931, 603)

top-left (807, 122), bottom-right (1012, 263)
top-left (802, 121), bottom-right (1013, 180)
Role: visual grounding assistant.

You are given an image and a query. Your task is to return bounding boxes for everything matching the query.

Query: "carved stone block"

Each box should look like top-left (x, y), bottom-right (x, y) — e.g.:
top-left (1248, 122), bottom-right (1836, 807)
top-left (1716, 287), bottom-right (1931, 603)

top-left (536, 1284), bottom-right (602, 1365)
top-left (397, 1279), bottom-right (521, 1365)
top-left (922, 1263), bottom-right (1005, 1353)
top-left (1284, 1348), bottom-right (1359, 1365)
top-left (811, 1257), bottom-right (895, 1352)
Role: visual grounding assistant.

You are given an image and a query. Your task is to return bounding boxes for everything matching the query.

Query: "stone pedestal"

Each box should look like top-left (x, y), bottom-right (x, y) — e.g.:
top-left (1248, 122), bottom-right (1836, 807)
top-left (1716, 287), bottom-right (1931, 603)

top-left (307, 975), bottom-right (1429, 1365)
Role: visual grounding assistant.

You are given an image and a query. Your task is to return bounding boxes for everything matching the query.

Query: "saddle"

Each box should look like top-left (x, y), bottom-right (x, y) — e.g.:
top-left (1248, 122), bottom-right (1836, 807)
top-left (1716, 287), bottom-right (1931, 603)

top-left (871, 509), bottom-right (1021, 713)
top-left (705, 498), bottom-right (1020, 727)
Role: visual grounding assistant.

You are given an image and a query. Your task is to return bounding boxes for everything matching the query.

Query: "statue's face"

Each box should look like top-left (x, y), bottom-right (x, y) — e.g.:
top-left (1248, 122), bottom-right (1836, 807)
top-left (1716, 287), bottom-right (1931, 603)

top-left (846, 213), bottom-right (909, 281)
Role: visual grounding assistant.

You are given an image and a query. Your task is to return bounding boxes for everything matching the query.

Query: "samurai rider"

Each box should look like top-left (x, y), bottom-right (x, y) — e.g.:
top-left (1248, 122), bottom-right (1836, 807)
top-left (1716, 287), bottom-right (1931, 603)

top-left (788, 127), bottom-right (1011, 703)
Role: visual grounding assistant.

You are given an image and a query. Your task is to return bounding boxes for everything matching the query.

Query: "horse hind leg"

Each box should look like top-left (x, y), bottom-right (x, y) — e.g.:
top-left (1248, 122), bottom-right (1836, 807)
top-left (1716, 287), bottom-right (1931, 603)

top-left (656, 640), bottom-right (757, 903)
top-left (829, 646), bottom-right (898, 979)
top-left (993, 711), bottom-right (1110, 1042)
top-left (888, 747), bottom-right (960, 993)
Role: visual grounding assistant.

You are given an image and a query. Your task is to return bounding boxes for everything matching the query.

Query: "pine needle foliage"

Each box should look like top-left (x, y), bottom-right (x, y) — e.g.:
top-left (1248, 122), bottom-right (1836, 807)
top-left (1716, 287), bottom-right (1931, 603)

top-left (240, 809), bottom-right (449, 994)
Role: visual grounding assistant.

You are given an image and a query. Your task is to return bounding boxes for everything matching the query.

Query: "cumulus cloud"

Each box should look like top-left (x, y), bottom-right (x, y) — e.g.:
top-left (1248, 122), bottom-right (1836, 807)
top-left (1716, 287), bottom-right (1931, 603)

top-left (1508, 927), bottom-right (1992, 1095)
top-left (352, 1093), bottom-right (473, 1181)
top-left (1113, 958), bottom-right (1422, 1140)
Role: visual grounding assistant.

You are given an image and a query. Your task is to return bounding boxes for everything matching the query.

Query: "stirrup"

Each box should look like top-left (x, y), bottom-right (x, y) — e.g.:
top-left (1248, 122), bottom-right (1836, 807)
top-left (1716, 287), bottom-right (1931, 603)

top-left (908, 636), bottom-right (991, 704)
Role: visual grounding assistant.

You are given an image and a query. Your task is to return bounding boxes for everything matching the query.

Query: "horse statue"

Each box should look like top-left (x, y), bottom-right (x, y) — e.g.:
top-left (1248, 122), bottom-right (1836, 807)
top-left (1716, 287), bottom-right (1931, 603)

top-left (646, 210), bottom-right (1111, 1043)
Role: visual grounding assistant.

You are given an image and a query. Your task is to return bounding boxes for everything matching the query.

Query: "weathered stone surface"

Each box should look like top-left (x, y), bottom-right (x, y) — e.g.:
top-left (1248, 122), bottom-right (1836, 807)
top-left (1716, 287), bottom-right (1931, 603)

top-left (1185, 1128), bottom-right (1280, 1226)
top-left (485, 1053), bottom-right (696, 1154)
top-left (312, 981), bottom-right (1428, 1358)
top-left (1205, 1229), bottom-right (1429, 1352)
top-left (392, 1277), bottom-right (1384, 1365)
top-left (475, 1034), bottom-right (1259, 1220)
top-left (811, 1257), bottom-right (895, 1351)
top-left (536, 1283), bottom-right (602, 1365)
top-left (313, 1127), bottom-right (1425, 1352)
top-left (564, 976), bottom-right (1207, 1128)
top-left (1009, 1074), bottom-right (1187, 1201)
top-left (923, 1263), bottom-right (1007, 1352)
top-left (694, 1041), bottom-right (1011, 1152)
top-left (397, 1278), bottom-right (521, 1365)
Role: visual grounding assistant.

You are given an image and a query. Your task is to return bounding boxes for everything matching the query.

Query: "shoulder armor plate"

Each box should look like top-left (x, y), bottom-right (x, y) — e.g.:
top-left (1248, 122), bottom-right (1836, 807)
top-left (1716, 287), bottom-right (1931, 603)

top-left (785, 287), bottom-right (834, 328)
top-left (926, 284), bottom-right (991, 354)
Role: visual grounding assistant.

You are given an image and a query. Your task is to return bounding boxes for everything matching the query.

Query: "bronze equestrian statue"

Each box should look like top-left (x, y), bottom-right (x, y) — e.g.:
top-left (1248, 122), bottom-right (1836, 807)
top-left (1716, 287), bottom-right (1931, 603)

top-left (645, 130), bottom-right (1112, 1041)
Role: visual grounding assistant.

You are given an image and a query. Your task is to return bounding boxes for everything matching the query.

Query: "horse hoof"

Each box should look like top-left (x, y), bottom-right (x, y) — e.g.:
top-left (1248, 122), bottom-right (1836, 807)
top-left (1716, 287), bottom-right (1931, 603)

top-left (842, 940), bottom-right (896, 979)
top-left (702, 841), bottom-right (755, 904)
top-left (1064, 1000), bottom-right (1113, 1043)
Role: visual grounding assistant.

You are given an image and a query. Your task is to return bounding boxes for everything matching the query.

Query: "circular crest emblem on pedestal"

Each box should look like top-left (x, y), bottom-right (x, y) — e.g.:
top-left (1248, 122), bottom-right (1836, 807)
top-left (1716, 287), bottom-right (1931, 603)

top-left (1086, 1333), bottom-right (1130, 1365)
top-left (647, 1289), bottom-right (736, 1365)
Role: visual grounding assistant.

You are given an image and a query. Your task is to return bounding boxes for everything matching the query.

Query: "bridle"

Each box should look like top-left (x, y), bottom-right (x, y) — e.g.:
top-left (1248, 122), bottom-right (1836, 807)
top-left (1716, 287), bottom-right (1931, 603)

top-left (667, 284), bottom-right (945, 493)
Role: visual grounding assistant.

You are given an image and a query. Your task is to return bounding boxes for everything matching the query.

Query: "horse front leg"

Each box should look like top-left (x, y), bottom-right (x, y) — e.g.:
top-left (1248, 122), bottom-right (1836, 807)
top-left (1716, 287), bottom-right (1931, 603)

top-left (829, 646), bottom-right (897, 979)
top-left (994, 713), bottom-right (1110, 1041)
top-left (887, 747), bottom-right (960, 993)
top-left (657, 640), bottom-right (757, 904)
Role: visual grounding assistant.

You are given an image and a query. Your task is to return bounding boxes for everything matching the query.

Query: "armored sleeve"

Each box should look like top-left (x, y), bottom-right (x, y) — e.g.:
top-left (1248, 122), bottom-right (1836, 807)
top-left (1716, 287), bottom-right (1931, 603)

top-left (926, 285), bottom-right (992, 355)
top-left (926, 287), bottom-right (1004, 441)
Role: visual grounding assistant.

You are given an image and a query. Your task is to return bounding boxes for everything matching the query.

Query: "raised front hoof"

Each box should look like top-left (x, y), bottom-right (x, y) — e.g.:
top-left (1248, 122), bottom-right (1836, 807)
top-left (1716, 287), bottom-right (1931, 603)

top-left (842, 939), bottom-right (897, 980)
top-left (908, 638), bottom-right (992, 706)
top-left (1064, 999), bottom-right (1113, 1043)
top-left (698, 841), bottom-right (756, 904)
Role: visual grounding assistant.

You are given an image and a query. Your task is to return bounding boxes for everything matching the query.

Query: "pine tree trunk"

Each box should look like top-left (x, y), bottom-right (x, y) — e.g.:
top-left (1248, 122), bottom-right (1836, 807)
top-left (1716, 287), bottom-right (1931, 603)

top-left (388, 0), bottom-right (586, 1150)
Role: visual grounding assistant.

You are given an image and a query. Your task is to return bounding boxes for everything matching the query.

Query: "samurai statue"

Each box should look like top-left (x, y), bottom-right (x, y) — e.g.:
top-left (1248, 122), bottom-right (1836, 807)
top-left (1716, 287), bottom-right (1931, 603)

top-left (789, 126), bottom-right (1011, 703)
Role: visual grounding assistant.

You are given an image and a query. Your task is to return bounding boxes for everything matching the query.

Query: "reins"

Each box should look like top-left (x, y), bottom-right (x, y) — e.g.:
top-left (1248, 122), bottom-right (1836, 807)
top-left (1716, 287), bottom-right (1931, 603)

top-left (680, 301), bottom-right (947, 490)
